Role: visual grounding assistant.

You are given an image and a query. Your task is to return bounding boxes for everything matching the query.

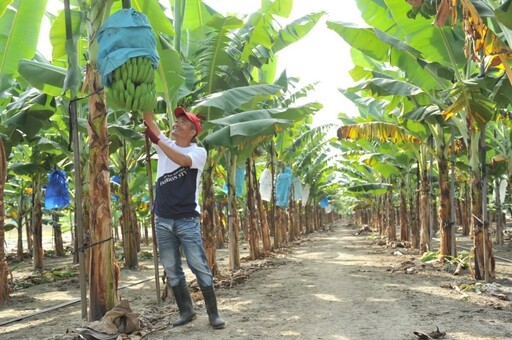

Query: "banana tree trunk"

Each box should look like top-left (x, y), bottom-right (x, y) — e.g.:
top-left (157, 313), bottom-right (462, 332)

top-left (246, 157), bottom-right (260, 260)
top-left (495, 177), bottom-right (504, 245)
top-left (419, 165), bottom-right (431, 252)
top-left (305, 203), bottom-right (312, 234)
top-left (0, 138), bottom-right (10, 303)
top-left (292, 192), bottom-right (300, 239)
top-left (120, 141), bottom-right (138, 269)
top-left (276, 206), bottom-right (286, 246)
top-left (15, 183), bottom-right (26, 261)
top-left (298, 202), bottom-right (304, 235)
top-left (461, 182), bottom-right (471, 236)
top-left (87, 0), bottom-right (117, 320)
top-left (273, 207), bottom-right (282, 249)
top-left (227, 151), bottom-right (240, 270)
top-left (32, 174), bottom-right (43, 271)
top-left (16, 194), bottom-right (25, 262)
top-left (201, 158), bottom-right (220, 275)
top-left (52, 213), bottom-right (65, 257)
top-left (16, 213), bottom-right (24, 261)
top-left (387, 188), bottom-right (396, 241)
top-left (470, 133), bottom-right (495, 281)
top-left (215, 201), bottom-right (225, 248)
top-left (471, 174), bottom-right (495, 279)
top-left (378, 196), bottom-right (384, 235)
top-left (270, 142), bottom-right (277, 245)
top-left (288, 185), bottom-right (296, 242)
top-left (410, 163), bottom-right (420, 248)
top-left (131, 207), bottom-right (140, 253)
top-left (399, 178), bottom-right (409, 241)
top-left (87, 63), bottom-right (117, 320)
top-left (438, 151), bottom-right (455, 260)
top-left (25, 214), bottom-right (32, 254)
top-left (254, 161), bottom-right (271, 253)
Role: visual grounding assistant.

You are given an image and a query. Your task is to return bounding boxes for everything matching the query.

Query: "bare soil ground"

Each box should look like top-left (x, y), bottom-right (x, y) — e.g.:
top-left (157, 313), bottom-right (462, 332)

top-left (2, 221), bottom-right (512, 340)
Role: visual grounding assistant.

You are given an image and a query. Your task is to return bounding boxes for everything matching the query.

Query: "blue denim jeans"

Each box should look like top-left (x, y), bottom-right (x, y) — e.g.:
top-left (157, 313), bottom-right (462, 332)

top-left (155, 215), bottom-right (213, 288)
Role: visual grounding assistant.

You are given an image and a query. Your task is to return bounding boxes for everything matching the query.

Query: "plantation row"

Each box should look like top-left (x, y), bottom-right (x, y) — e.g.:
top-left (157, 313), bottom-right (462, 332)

top-left (0, 0), bottom-right (511, 324)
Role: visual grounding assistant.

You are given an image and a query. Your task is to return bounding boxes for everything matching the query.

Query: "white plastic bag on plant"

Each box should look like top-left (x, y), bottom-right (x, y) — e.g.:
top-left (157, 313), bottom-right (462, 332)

top-left (259, 168), bottom-right (272, 202)
top-left (293, 177), bottom-right (303, 201)
top-left (302, 184), bottom-right (310, 205)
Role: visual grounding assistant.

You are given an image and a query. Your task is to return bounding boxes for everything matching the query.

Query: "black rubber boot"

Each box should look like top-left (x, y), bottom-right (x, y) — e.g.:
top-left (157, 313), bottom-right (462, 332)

top-left (201, 286), bottom-right (226, 329)
top-left (171, 283), bottom-right (197, 327)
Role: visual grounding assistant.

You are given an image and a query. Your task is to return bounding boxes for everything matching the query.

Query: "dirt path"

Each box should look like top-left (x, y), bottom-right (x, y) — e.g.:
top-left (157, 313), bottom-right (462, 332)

top-left (2, 222), bottom-right (512, 339)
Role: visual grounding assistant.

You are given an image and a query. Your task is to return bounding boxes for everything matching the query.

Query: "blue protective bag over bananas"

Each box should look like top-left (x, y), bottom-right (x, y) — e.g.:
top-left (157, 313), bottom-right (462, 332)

top-left (97, 8), bottom-right (160, 112)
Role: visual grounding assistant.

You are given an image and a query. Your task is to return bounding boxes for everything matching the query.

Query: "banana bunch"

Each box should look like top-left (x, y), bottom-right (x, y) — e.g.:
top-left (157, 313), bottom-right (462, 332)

top-left (108, 56), bottom-right (157, 112)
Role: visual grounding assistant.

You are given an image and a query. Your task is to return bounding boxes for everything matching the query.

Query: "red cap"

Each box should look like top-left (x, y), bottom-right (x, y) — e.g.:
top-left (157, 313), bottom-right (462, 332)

top-left (174, 107), bottom-right (202, 136)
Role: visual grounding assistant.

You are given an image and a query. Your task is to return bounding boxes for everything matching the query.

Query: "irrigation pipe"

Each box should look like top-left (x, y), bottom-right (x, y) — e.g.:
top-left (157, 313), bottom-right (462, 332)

top-left (0, 277), bottom-right (153, 327)
top-left (457, 244), bottom-right (512, 264)
top-left (431, 237), bottom-right (512, 264)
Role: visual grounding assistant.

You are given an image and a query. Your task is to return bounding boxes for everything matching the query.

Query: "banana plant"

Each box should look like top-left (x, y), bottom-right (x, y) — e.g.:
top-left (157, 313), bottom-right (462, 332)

top-left (85, 0), bottom-right (118, 320)
top-left (331, 0), bottom-right (510, 279)
top-left (3, 176), bottom-right (31, 261)
top-left (0, 0), bottom-right (60, 303)
top-left (202, 104), bottom-right (318, 263)
top-left (0, 135), bottom-right (6, 303)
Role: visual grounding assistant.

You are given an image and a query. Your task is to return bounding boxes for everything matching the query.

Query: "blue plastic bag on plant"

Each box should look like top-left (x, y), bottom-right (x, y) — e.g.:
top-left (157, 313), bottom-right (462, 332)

top-left (276, 167), bottom-right (292, 207)
top-left (97, 8), bottom-right (160, 87)
top-left (111, 175), bottom-right (121, 202)
top-left (235, 168), bottom-right (245, 197)
top-left (319, 195), bottom-right (329, 208)
top-left (45, 170), bottom-right (71, 210)
top-left (221, 168), bottom-right (245, 198)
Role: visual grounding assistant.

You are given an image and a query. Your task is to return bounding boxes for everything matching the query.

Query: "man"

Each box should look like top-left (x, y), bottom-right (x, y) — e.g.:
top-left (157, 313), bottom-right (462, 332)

top-left (143, 107), bottom-right (225, 329)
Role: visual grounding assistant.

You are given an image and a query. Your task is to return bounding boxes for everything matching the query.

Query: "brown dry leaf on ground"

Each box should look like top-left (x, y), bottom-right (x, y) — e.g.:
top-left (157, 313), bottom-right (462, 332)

top-left (2, 221), bottom-right (512, 339)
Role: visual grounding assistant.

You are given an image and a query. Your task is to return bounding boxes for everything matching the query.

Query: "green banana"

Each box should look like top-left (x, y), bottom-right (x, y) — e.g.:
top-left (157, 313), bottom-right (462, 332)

top-left (136, 57), bottom-right (146, 83)
top-left (121, 63), bottom-right (128, 83)
top-left (114, 67), bottom-right (121, 81)
top-left (131, 96), bottom-right (139, 111)
top-left (125, 93), bottom-right (133, 111)
top-left (119, 91), bottom-right (125, 106)
top-left (127, 81), bottom-right (135, 96)
top-left (134, 83), bottom-right (142, 100)
top-left (142, 91), bottom-right (151, 111)
top-left (127, 61), bottom-right (133, 81)
top-left (115, 79), bottom-right (123, 94)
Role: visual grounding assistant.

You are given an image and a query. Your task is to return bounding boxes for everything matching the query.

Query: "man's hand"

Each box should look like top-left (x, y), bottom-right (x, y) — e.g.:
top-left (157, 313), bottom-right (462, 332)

top-left (144, 121), bottom-right (160, 144)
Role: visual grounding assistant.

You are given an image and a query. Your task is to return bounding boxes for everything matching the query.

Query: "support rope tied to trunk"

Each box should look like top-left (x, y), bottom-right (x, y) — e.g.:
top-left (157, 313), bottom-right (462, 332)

top-left (72, 236), bottom-right (113, 254)
top-left (67, 90), bottom-right (104, 151)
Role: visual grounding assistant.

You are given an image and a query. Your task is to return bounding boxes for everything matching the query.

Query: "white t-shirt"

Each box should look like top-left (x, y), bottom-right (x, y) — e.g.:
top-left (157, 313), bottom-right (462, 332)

top-left (152, 133), bottom-right (207, 219)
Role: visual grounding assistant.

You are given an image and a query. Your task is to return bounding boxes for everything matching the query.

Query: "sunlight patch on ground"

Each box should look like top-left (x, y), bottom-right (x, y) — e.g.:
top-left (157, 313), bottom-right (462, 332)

top-left (280, 330), bottom-right (302, 336)
top-left (263, 283), bottom-right (284, 289)
top-left (408, 285), bottom-right (455, 296)
top-left (313, 293), bottom-right (342, 302)
top-left (34, 291), bottom-right (77, 302)
top-left (296, 252), bottom-right (364, 263)
top-left (449, 332), bottom-right (511, 340)
top-left (221, 298), bottom-right (252, 313)
top-left (1, 309), bottom-right (80, 334)
top-left (295, 252), bottom-right (325, 260)
top-left (365, 297), bottom-right (396, 302)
